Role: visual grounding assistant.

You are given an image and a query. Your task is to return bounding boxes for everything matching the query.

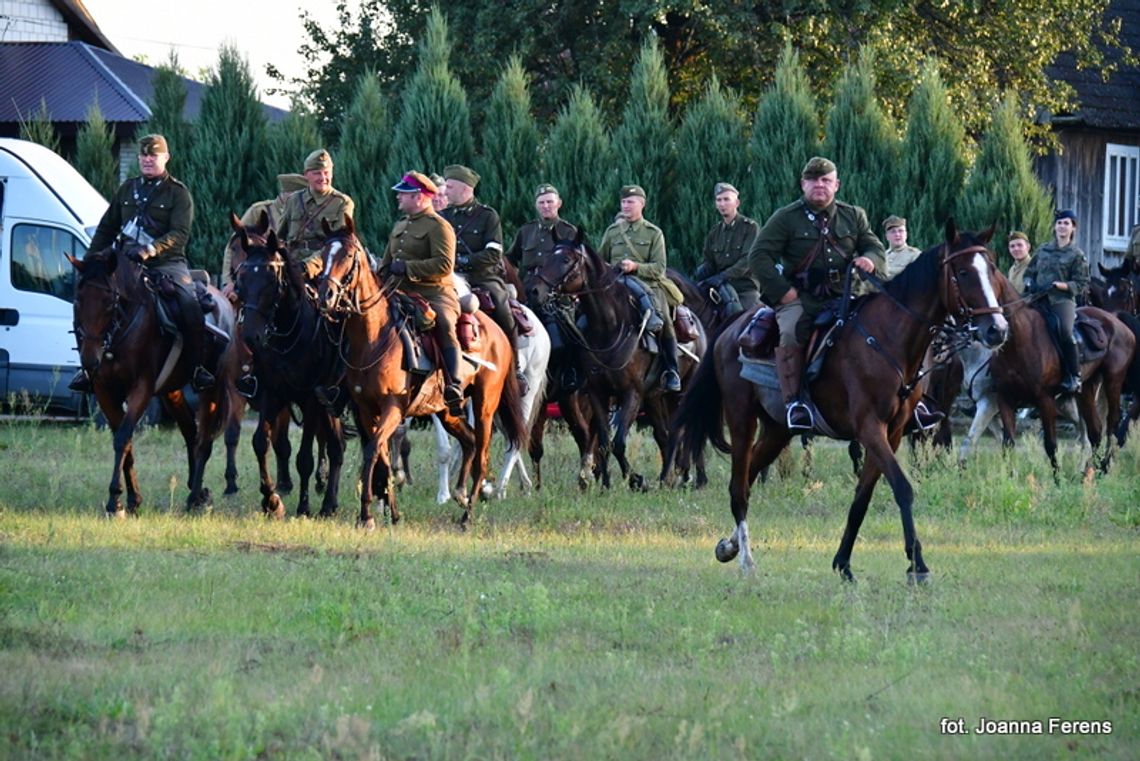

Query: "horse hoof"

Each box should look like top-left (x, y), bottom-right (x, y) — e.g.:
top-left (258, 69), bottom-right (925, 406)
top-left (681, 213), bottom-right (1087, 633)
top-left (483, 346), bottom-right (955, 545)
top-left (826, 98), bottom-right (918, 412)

top-left (480, 480), bottom-right (494, 499)
top-left (263, 494), bottom-right (286, 520)
top-left (907, 571), bottom-right (932, 586)
top-left (715, 538), bottom-right (739, 563)
top-left (105, 509), bottom-right (126, 521)
top-left (277, 480), bottom-right (294, 495)
top-left (358, 517), bottom-right (376, 532)
top-left (224, 484), bottom-right (239, 496)
top-left (628, 473), bottom-right (648, 492)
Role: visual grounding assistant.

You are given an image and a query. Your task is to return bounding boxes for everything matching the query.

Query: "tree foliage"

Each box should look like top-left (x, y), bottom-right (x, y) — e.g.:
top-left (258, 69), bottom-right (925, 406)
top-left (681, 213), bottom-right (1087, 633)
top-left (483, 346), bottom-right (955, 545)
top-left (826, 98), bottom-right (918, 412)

top-left (822, 48), bottom-right (900, 239)
top-left (264, 102), bottom-right (322, 187)
top-left (959, 94), bottom-right (1054, 269)
top-left (748, 43), bottom-right (820, 225)
top-left (336, 72), bottom-right (394, 250)
top-left (672, 77), bottom-right (749, 272)
top-left (75, 101), bottom-right (118, 198)
top-left (18, 98), bottom-right (59, 154)
top-left (140, 51), bottom-right (193, 160)
top-left (542, 85), bottom-right (615, 240)
top-left (481, 56), bottom-right (542, 241)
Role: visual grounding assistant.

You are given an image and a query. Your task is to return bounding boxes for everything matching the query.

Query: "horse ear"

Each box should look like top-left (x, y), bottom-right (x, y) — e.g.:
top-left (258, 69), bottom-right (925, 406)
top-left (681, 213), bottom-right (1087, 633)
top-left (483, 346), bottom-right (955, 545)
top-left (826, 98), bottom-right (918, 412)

top-left (256, 210), bottom-right (270, 235)
top-left (230, 212), bottom-right (243, 232)
top-left (66, 253), bottom-right (83, 273)
top-left (344, 213), bottom-right (355, 236)
top-left (321, 218), bottom-right (333, 236)
top-left (944, 217), bottom-right (959, 245)
top-left (1099, 262), bottom-right (1110, 278)
top-left (267, 229), bottom-right (280, 252)
top-left (977, 222), bottom-right (996, 245)
top-left (574, 226), bottom-right (586, 247)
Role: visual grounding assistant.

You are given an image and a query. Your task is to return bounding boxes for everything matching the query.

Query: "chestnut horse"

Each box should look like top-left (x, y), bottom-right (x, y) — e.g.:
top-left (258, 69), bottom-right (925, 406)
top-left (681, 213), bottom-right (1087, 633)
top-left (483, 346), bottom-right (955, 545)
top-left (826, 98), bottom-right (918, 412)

top-left (672, 221), bottom-right (1009, 582)
top-left (69, 245), bottom-right (239, 516)
top-left (316, 216), bottom-right (525, 528)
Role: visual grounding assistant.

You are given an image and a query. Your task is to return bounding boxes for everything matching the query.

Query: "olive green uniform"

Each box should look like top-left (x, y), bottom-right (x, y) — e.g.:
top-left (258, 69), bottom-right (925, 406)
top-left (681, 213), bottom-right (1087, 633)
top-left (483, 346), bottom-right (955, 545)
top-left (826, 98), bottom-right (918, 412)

top-left (1024, 239), bottom-right (1088, 340)
top-left (749, 198), bottom-right (884, 346)
top-left (598, 217), bottom-right (681, 342)
top-left (506, 217), bottom-right (580, 277)
top-left (379, 208), bottom-right (460, 352)
top-left (884, 244), bottom-right (922, 280)
top-left (699, 214), bottom-right (762, 309)
top-left (441, 199), bottom-right (515, 337)
top-left (1007, 257), bottom-right (1032, 295)
top-left (221, 196), bottom-right (291, 288)
top-left (277, 187), bottom-right (355, 278)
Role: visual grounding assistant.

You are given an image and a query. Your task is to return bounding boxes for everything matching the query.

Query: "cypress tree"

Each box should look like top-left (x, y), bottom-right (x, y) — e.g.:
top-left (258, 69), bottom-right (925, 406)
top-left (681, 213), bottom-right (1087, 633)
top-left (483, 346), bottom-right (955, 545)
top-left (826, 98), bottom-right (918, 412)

top-left (959, 94), bottom-right (1053, 269)
top-left (895, 60), bottom-right (970, 249)
top-left (264, 101), bottom-right (322, 187)
top-left (613, 38), bottom-right (675, 247)
top-left (481, 56), bottom-right (541, 241)
top-left (337, 72), bottom-right (393, 249)
top-left (822, 48), bottom-right (900, 239)
top-left (387, 6), bottom-right (474, 180)
top-left (183, 45), bottom-right (269, 274)
top-left (543, 85), bottom-right (615, 239)
top-left (672, 76), bottom-right (749, 273)
top-left (747, 43), bottom-right (820, 224)
top-left (75, 100), bottom-right (118, 198)
top-left (18, 98), bottom-right (60, 154)
top-left (140, 51), bottom-right (192, 160)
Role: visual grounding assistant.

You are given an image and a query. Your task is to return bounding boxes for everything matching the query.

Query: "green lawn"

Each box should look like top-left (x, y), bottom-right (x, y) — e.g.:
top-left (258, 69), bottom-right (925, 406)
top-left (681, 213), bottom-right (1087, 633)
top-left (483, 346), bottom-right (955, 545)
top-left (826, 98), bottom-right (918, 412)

top-left (1, 420), bottom-right (1137, 759)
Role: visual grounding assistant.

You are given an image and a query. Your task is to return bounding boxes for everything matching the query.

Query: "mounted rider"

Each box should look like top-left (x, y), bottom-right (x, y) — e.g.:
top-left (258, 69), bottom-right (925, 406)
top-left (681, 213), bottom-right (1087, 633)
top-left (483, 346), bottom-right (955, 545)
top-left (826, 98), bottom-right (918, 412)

top-left (695, 181), bottom-right (762, 317)
top-left (276, 149), bottom-right (355, 280)
top-left (69, 134), bottom-right (217, 393)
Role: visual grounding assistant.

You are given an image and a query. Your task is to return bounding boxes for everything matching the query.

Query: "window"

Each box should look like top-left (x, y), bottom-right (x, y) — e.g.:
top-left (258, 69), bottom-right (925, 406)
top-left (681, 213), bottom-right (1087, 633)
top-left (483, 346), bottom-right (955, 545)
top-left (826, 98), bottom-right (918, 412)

top-left (1103, 143), bottom-right (1139, 251)
top-left (9, 224), bottom-right (83, 302)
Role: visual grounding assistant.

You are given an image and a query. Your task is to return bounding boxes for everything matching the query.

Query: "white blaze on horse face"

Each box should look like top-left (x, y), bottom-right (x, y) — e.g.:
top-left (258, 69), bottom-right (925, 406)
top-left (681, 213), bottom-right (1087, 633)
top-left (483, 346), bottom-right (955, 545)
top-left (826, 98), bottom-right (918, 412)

top-left (324, 241), bottom-right (342, 278)
top-left (971, 252), bottom-right (1008, 332)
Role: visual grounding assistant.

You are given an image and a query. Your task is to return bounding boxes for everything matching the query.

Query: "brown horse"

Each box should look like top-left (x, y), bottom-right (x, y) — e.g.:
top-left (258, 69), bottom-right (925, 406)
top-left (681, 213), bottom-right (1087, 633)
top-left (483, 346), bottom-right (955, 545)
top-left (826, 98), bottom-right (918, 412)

top-left (989, 275), bottom-right (1139, 475)
top-left (671, 221), bottom-right (1009, 582)
top-left (69, 246), bottom-right (239, 516)
top-left (315, 216), bottom-right (526, 528)
top-left (527, 235), bottom-right (708, 490)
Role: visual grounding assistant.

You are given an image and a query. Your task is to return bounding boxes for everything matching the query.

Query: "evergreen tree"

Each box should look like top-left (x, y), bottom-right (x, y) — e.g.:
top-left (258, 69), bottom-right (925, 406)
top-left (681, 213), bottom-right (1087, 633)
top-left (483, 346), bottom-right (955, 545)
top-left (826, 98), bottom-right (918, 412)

top-left (747, 43), bottom-right (820, 223)
top-left (672, 76), bottom-right (749, 272)
top-left (140, 51), bottom-right (192, 160)
top-left (543, 85), bottom-right (615, 239)
top-left (481, 56), bottom-right (542, 242)
top-left (183, 45), bottom-right (269, 274)
top-left (959, 94), bottom-right (1054, 269)
top-left (75, 100), bottom-right (118, 198)
top-left (822, 48), bottom-right (900, 240)
top-left (386, 7), bottom-right (474, 182)
top-left (613, 38), bottom-right (675, 254)
top-left (336, 72), bottom-right (393, 249)
top-left (895, 60), bottom-right (970, 249)
top-left (18, 98), bottom-right (60, 154)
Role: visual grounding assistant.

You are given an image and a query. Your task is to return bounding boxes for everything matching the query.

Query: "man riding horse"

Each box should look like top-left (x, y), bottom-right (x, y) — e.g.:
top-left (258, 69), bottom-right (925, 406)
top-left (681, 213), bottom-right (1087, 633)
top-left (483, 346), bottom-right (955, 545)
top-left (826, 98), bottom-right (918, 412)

top-left (69, 134), bottom-right (217, 394)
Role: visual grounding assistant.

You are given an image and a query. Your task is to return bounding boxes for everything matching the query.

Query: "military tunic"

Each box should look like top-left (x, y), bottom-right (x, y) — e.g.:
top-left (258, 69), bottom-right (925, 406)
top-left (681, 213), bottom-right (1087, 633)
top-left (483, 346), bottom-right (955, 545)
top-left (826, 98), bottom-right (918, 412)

top-left (1024, 240), bottom-right (1088, 305)
top-left (441, 199), bottom-right (514, 335)
top-left (277, 186), bottom-right (355, 278)
top-left (379, 208), bottom-right (460, 349)
top-left (598, 217), bottom-right (682, 341)
top-left (222, 196), bottom-right (290, 287)
top-left (1007, 257), bottom-right (1032, 295)
top-left (700, 213), bottom-right (762, 305)
top-left (506, 217), bottom-right (579, 276)
top-left (749, 197), bottom-right (885, 345)
top-left (884, 244), bottom-right (922, 280)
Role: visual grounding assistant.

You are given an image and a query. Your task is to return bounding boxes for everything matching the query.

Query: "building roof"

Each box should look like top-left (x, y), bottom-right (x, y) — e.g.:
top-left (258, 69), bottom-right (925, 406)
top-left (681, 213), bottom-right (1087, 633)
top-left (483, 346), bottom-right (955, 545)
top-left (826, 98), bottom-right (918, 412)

top-left (53, 0), bottom-right (120, 53)
top-left (1047, 0), bottom-right (1140, 130)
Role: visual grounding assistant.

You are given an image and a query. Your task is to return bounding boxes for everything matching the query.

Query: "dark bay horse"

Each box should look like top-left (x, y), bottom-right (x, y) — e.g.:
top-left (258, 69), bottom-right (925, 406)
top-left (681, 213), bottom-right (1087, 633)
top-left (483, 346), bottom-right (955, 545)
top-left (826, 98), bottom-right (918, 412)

top-left (672, 221), bottom-right (1009, 581)
top-left (989, 274), bottom-right (1139, 474)
top-left (316, 216), bottom-right (526, 528)
top-left (1088, 260), bottom-right (1140, 316)
top-left (528, 235), bottom-right (708, 490)
top-left (230, 217), bottom-right (345, 519)
top-left (69, 246), bottom-right (239, 516)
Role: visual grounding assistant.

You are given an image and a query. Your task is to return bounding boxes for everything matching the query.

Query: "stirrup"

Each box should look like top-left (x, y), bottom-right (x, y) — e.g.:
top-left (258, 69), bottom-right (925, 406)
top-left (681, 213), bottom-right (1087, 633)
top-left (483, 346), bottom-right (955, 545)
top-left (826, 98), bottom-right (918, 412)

top-left (1059, 376), bottom-right (1082, 395)
top-left (785, 401), bottom-right (814, 431)
top-left (68, 369), bottom-right (92, 393)
top-left (236, 374), bottom-right (258, 399)
top-left (560, 366), bottom-right (580, 392)
top-left (913, 401), bottom-right (944, 431)
top-left (443, 384), bottom-right (464, 416)
top-left (191, 366), bottom-right (216, 393)
top-left (662, 368), bottom-right (681, 392)
top-left (642, 308), bottom-right (664, 332)
top-left (314, 384), bottom-right (341, 410)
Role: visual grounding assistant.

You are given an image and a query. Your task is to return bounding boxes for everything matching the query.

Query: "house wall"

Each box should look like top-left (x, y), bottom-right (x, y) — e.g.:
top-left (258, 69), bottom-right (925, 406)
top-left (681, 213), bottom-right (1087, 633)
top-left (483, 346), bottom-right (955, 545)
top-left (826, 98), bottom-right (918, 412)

top-left (0, 0), bottom-right (68, 42)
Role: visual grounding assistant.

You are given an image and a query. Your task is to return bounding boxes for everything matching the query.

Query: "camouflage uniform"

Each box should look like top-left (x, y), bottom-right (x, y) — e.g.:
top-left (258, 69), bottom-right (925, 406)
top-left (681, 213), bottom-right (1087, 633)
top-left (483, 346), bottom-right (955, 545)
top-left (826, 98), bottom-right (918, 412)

top-left (1024, 235), bottom-right (1089, 391)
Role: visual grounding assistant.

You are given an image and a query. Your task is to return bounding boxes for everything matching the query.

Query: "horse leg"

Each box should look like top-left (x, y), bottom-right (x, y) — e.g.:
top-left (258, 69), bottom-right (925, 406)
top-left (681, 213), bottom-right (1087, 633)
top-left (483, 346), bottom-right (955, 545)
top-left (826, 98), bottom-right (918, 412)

top-left (121, 441), bottom-right (143, 515)
top-left (586, 394), bottom-right (614, 489)
top-left (718, 411), bottom-right (790, 574)
top-left (433, 414), bottom-right (453, 505)
top-left (357, 423), bottom-right (382, 531)
top-left (102, 401), bottom-right (134, 518)
top-left (529, 404), bottom-right (547, 490)
top-left (858, 424), bottom-right (929, 583)
top-left (185, 391), bottom-right (222, 513)
top-left (317, 412), bottom-right (345, 518)
top-left (274, 407), bottom-right (294, 494)
top-left (437, 411), bottom-right (477, 524)
top-left (959, 393), bottom-right (998, 467)
top-left (831, 459), bottom-right (884, 583)
top-left (295, 407), bottom-right (318, 518)
top-left (223, 411), bottom-right (242, 495)
top-left (612, 391), bottom-right (643, 490)
top-left (1037, 398), bottom-right (1061, 481)
top-left (252, 409), bottom-right (285, 519)
top-left (162, 389), bottom-right (198, 489)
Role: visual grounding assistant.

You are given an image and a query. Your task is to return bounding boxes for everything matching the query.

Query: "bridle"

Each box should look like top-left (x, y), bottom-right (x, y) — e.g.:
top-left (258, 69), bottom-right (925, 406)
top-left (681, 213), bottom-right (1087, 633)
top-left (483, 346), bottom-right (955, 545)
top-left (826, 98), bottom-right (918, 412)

top-left (72, 257), bottom-right (147, 372)
top-left (320, 235), bottom-right (384, 318)
top-left (940, 244), bottom-right (1004, 321)
top-left (235, 255), bottom-right (306, 353)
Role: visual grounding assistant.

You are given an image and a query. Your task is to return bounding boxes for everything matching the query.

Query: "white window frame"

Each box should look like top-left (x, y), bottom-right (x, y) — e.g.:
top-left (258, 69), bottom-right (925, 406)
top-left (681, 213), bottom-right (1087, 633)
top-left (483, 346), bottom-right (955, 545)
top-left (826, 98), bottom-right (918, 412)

top-left (1103, 143), bottom-right (1139, 251)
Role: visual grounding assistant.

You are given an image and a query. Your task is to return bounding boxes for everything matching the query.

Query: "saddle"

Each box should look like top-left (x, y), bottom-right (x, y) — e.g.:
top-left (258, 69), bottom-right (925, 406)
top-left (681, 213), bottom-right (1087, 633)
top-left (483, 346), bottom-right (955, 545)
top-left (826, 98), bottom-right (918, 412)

top-left (674, 305), bottom-right (700, 343)
top-left (391, 292), bottom-right (440, 375)
top-left (147, 272), bottom-right (226, 342)
top-left (1035, 303), bottom-right (1108, 361)
top-left (737, 298), bottom-right (849, 381)
top-left (472, 286), bottom-right (534, 336)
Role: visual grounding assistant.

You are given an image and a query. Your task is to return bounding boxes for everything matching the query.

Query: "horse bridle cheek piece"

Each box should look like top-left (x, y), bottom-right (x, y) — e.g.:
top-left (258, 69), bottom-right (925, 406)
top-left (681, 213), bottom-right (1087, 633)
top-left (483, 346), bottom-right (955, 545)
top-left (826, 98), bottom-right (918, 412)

top-left (941, 244), bottom-right (1002, 324)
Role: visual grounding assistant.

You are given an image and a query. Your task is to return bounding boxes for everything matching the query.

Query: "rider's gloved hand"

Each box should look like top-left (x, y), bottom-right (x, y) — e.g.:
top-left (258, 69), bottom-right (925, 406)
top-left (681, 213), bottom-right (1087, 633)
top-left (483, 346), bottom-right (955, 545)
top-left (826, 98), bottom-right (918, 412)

top-left (389, 259), bottom-right (407, 276)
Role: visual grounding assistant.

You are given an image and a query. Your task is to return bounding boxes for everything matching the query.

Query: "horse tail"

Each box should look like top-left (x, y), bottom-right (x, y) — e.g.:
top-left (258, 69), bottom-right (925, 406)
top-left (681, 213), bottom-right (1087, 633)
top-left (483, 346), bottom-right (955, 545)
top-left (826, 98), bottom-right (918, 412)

top-left (1117, 311), bottom-right (1140, 395)
top-left (669, 338), bottom-right (729, 462)
top-left (495, 363), bottom-right (528, 453)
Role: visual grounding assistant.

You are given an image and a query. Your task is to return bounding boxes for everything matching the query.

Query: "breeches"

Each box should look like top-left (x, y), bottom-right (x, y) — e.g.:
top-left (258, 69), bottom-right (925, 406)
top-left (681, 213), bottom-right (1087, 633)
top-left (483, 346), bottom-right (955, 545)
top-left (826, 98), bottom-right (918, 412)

top-left (774, 298), bottom-right (811, 347)
top-left (470, 276), bottom-right (516, 336)
top-left (420, 290), bottom-right (460, 351)
top-left (1051, 300), bottom-right (1077, 344)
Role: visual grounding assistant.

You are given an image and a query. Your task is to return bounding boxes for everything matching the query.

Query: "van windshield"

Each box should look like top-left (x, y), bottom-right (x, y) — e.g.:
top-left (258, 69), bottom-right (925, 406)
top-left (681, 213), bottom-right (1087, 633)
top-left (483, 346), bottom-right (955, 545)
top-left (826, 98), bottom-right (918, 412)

top-left (9, 223), bottom-right (82, 302)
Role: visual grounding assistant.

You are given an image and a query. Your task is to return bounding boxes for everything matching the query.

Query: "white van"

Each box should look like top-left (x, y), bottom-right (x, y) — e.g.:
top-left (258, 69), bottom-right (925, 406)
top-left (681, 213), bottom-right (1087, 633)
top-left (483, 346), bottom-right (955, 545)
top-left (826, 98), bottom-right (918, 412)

top-left (0, 138), bottom-right (107, 414)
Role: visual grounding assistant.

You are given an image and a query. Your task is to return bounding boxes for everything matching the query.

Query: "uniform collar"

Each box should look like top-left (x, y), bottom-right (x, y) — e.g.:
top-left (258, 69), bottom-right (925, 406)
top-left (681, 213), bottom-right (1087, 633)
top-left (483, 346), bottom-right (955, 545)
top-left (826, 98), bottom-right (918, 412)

top-left (306, 186), bottom-right (333, 201)
top-left (455, 198), bottom-right (478, 211)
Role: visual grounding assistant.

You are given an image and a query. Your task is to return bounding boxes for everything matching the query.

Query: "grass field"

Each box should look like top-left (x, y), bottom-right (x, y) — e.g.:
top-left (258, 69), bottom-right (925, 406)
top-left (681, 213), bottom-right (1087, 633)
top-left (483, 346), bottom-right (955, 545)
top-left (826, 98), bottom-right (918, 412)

top-left (1, 417), bottom-right (1137, 760)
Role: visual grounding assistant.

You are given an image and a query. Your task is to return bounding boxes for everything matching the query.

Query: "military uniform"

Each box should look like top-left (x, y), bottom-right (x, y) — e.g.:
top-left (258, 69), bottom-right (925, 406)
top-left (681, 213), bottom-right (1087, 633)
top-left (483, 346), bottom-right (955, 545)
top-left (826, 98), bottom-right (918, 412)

top-left (506, 217), bottom-right (579, 277)
top-left (1126, 224), bottom-right (1140, 266)
top-left (1007, 256), bottom-right (1032, 295)
top-left (698, 213), bottom-right (762, 310)
top-left (749, 197), bottom-right (884, 345)
top-left (1024, 215), bottom-right (1088, 392)
top-left (277, 186), bottom-right (355, 278)
top-left (380, 206), bottom-right (460, 348)
top-left (441, 198), bottom-right (515, 337)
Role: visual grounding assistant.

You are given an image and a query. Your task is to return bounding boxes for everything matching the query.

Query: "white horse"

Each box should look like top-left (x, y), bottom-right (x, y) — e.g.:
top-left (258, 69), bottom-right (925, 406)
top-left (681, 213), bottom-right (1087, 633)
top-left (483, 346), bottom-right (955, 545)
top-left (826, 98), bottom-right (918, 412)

top-left (957, 341), bottom-right (1089, 465)
top-left (433, 275), bottom-right (551, 502)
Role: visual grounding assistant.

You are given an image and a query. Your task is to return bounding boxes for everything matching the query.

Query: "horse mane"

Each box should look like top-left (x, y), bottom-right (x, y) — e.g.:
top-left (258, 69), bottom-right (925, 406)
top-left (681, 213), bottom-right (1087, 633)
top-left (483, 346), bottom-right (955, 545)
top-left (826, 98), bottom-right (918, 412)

top-left (879, 242), bottom-right (942, 303)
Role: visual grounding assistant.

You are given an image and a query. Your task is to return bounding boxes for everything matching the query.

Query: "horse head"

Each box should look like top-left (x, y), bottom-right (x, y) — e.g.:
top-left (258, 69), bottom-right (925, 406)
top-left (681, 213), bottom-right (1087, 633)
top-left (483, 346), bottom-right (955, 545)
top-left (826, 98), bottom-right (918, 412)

top-left (315, 214), bottom-right (368, 319)
top-left (233, 227), bottom-right (290, 350)
top-left (939, 219), bottom-right (1008, 349)
top-left (528, 229), bottom-right (592, 306)
top-left (67, 245), bottom-right (140, 374)
top-left (1095, 260), bottom-right (1140, 314)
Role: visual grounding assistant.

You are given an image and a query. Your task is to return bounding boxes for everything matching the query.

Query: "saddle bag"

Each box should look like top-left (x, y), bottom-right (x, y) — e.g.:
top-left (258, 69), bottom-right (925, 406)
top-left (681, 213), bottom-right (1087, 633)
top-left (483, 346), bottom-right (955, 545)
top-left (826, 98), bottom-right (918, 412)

top-left (458, 312), bottom-right (482, 352)
top-left (510, 298), bottom-right (534, 336)
top-left (395, 291), bottom-right (436, 332)
top-left (673, 305), bottom-right (700, 343)
top-left (1075, 314), bottom-right (1108, 351)
top-left (738, 307), bottom-right (778, 360)
top-left (473, 288), bottom-right (495, 314)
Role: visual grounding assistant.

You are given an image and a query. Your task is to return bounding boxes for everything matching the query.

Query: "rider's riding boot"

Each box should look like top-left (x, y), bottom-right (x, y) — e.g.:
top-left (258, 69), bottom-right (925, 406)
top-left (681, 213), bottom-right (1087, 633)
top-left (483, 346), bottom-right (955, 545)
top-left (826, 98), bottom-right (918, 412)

top-left (623, 277), bottom-right (664, 332)
top-left (68, 369), bottom-right (92, 393)
top-left (775, 345), bottom-right (813, 431)
top-left (659, 333), bottom-right (682, 392)
top-left (913, 398), bottom-right (945, 431)
top-left (441, 346), bottom-right (464, 416)
top-left (186, 326), bottom-right (216, 393)
top-left (1059, 340), bottom-right (1082, 394)
top-left (560, 359), bottom-right (581, 392)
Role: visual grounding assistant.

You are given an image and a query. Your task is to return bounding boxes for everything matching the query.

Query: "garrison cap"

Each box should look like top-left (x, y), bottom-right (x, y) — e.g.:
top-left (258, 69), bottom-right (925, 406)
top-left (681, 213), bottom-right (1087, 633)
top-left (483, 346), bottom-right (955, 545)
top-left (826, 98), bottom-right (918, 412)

top-left (535, 183), bottom-right (560, 198)
top-left (444, 164), bottom-right (480, 188)
top-left (1054, 208), bottom-right (1078, 223)
top-left (138, 134), bottom-right (168, 155)
top-left (620, 184), bottom-right (646, 199)
top-left (713, 182), bottom-right (739, 197)
top-left (428, 173), bottom-right (445, 189)
top-left (801, 156), bottom-right (837, 179)
top-left (882, 215), bottom-right (907, 231)
top-left (391, 171), bottom-right (438, 195)
top-left (304, 149), bottom-right (333, 172)
top-left (1008, 230), bottom-right (1030, 244)
top-left (276, 173), bottom-right (308, 194)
